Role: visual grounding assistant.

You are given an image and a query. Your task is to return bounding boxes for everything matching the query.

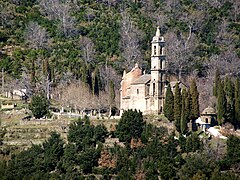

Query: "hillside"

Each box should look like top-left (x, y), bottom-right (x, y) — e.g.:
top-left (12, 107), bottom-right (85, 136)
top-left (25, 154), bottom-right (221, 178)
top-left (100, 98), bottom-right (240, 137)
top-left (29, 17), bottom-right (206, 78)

top-left (0, 0), bottom-right (239, 100)
top-left (0, 109), bottom-right (239, 179)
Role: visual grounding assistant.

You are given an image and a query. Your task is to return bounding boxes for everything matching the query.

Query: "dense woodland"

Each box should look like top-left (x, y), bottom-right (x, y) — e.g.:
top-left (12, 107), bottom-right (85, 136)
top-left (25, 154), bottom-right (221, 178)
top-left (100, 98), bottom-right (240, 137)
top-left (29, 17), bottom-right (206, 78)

top-left (0, 110), bottom-right (240, 179)
top-left (0, 0), bottom-right (239, 112)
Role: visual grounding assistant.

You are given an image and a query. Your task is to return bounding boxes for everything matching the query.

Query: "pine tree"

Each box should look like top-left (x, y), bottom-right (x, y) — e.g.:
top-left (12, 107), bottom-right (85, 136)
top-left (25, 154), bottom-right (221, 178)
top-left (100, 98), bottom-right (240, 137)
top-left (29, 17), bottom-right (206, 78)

top-left (163, 84), bottom-right (174, 122)
top-left (29, 94), bottom-right (49, 119)
top-left (174, 82), bottom-right (181, 132)
top-left (181, 88), bottom-right (188, 134)
top-left (235, 79), bottom-right (240, 128)
top-left (213, 69), bottom-right (220, 97)
top-left (190, 79), bottom-right (200, 120)
top-left (116, 109), bottom-right (145, 142)
top-left (217, 81), bottom-right (227, 125)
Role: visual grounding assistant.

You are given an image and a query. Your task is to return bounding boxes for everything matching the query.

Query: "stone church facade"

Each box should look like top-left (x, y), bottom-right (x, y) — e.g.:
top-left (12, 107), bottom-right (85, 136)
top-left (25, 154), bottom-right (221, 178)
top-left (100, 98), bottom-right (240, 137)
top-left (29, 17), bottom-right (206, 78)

top-left (120, 27), bottom-right (168, 115)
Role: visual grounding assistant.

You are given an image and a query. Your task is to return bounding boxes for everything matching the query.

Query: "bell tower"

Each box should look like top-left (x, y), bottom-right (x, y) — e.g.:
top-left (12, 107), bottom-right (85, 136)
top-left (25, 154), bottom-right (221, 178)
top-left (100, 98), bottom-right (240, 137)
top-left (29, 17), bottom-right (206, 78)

top-left (149, 27), bottom-right (167, 114)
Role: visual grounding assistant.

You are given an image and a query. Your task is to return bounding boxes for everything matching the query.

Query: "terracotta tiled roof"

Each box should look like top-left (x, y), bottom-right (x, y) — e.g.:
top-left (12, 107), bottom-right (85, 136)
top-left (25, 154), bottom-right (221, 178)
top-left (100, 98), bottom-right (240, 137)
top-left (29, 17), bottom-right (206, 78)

top-left (131, 74), bottom-right (151, 85)
top-left (201, 106), bottom-right (216, 115)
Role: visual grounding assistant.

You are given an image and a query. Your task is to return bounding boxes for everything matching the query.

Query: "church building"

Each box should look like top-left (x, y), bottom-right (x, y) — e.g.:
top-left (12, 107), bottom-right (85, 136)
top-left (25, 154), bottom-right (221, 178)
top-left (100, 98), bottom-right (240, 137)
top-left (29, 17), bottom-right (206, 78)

top-left (120, 27), bottom-right (168, 115)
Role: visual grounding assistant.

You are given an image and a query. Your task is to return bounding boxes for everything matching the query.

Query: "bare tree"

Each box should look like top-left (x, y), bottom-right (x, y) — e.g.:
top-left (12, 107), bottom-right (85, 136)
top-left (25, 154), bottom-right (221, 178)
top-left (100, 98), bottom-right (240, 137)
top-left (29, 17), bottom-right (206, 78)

top-left (231, 0), bottom-right (240, 22)
top-left (24, 21), bottom-right (50, 49)
top-left (206, 48), bottom-right (240, 77)
top-left (165, 30), bottom-right (198, 80)
top-left (155, 13), bottom-right (169, 29)
top-left (119, 11), bottom-right (143, 70)
top-left (141, 0), bottom-right (155, 12)
top-left (196, 76), bottom-right (216, 111)
top-left (0, 2), bottom-right (15, 29)
top-left (99, 65), bottom-right (121, 91)
top-left (60, 81), bottom-right (97, 114)
top-left (39, 0), bottom-right (76, 37)
top-left (79, 36), bottom-right (96, 65)
top-left (207, 0), bottom-right (227, 8)
top-left (165, 0), bottom-right (181, 12)
top-left (99, 65), bottom-right (121, 115)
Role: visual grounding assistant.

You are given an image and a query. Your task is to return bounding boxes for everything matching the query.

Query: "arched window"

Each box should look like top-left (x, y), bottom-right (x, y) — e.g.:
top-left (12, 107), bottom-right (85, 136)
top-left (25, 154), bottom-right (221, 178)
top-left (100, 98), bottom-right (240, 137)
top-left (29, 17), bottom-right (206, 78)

top-left (137, 89), bottom-right (139, 94)
top-left (153, 83), bottom-right (155, 95)
top-left (146, 84), bottom-right (150, 96)
top-left (154, 46), bottom-right (156, 55)
top-left (205, 118), bottom-right (208, 123)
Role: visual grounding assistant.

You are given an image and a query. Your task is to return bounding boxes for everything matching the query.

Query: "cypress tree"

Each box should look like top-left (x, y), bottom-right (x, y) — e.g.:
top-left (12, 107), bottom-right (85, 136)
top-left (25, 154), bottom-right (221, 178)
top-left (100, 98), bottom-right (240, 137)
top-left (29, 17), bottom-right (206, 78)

top-left (31, 58), bottom-right (36, 88)
top-left (224, 77), bottom-right (235, 124)
top-left (174, 82), bottom-right (181, 132)
top-left (181, 88), bottom-right (188, 134)
top-left (108, 80), bottom-right (115, 117)
top-left (91, 66), bottom-right (100, 95)
top-left (190, 79), bottom-right (200, 120)
top-left (213, 69), bottom-right (220, 97)
top-left (43, 59), bottom-right (51, 81)
top-left (217, 81), bottom-right (227, 125)
top-left (163, 84), bottom-right (174, 122)
top-left (27, 50), bottom-right (37, 88)
top-left (235, 79), bottom-right (240, 128)
top-left (109, 80), bottom-right (115, 105)
top-left (80, 64), bottom-right (89, 84)
top-left (185, 90), bottom-right (191, 122)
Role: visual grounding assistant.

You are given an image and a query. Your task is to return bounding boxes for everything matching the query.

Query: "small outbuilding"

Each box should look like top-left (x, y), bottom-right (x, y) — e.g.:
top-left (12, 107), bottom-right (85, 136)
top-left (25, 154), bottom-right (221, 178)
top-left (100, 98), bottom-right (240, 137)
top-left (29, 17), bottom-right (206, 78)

top-left (196, 106), bottom-right (217, 131)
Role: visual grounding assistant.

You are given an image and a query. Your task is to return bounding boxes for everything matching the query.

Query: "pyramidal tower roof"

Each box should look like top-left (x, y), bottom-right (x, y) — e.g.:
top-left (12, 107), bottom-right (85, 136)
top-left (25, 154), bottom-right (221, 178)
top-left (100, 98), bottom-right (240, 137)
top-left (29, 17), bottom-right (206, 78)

top-left (156, 26), bottom-right (161, 37)
top-left (152, 26), bottom-right (164, 42)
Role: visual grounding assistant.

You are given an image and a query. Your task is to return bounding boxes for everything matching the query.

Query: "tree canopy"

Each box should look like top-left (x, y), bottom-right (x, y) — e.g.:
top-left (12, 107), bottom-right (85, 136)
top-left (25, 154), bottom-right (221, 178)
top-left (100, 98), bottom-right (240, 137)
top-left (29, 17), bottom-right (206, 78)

top-left (164, 84), bottom-right (174, 122)
top-left (116, 109), bottom-right (145, 143)
top-left (29, 93), bottom-right (49, 119)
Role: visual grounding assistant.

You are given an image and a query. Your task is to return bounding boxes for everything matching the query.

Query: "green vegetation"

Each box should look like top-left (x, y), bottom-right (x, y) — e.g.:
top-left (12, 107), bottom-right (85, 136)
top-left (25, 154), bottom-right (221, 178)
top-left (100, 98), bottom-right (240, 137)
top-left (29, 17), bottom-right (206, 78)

top-left (115, 109), bottom-right (145, 142)
top-left (213, 69), bottom-right (220, 97)
top-left (217, 81), bottom-right (227, 124)
top-left (0, 112), bottom-right (239, 179)
top-left (181, 88), bottom-right (188, 134)
top-left (235, 79), bottom-right (240, 128)
top-left (190, 79), bottom-right (200, 121)
top-left (213, 71), bottom-right (240, 128)
top-left (29, 94), bottom-right (49, 119)
top-left (174, 82), bottom-right (182, 132)
top-left (163, 84), bottom-right (174, 122)
top-left (226, 135), bottom-right (240, 165)
top-left (0, 0), bottom-right (239, 99)
top-left (224, 77), bottom-right (235, 124)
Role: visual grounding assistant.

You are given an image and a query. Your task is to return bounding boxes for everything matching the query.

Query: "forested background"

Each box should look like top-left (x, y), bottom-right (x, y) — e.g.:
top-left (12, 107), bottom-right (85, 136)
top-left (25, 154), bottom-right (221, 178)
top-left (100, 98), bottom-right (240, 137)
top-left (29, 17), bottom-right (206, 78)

top-left (0, 0), bottom-right (239, 110)
top-left (0, 1), bottom-right (240, 179)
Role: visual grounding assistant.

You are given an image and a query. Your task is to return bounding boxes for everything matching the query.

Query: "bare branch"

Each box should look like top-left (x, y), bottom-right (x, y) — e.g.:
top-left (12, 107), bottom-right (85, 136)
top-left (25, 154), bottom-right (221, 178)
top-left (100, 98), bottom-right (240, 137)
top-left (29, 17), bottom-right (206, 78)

top-left (119, 11), bottom-right (143, 70)
top-left (24, 21), bottom-right (50, 49)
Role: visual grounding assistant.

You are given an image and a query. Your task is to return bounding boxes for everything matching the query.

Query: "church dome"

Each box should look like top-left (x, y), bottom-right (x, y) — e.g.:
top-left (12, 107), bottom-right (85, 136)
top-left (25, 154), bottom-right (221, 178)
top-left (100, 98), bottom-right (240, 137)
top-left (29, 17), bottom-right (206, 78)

top-left (201, 106), bottom-right (216, 115)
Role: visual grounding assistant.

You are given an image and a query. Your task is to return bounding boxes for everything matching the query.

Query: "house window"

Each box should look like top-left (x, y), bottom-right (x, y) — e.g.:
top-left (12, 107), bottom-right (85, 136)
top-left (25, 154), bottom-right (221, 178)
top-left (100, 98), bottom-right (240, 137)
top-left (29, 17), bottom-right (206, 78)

top-left (160, 46), bottom-right (163, 54)
top-left (137, 89), bottom-right (139, 94)
top-left (205, 118), bottom-right (208, 123)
